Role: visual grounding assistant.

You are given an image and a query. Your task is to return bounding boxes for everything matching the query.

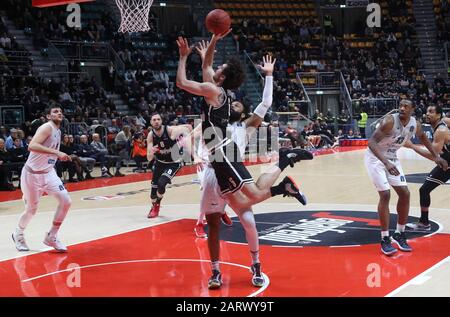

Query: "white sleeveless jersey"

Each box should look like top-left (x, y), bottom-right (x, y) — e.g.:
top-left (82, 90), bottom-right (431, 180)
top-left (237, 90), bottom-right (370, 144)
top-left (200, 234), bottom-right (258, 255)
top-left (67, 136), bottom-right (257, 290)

top-left (368, 113), bottom-right (417, 160)
top-left (198, 122), bottom-right (247, 163)
top-left (26, 121), bottom-right (61, 171)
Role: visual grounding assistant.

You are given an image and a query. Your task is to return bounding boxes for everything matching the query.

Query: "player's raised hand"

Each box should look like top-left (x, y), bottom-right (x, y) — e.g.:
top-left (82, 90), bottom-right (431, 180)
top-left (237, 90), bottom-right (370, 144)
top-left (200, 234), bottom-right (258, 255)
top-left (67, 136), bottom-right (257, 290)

top-left (211, 28), bottom-right (232, 42)
top-left (176, 37), bottom-right (193, 57)
top-left (259, 55), bottom-right (276, 76)
top-left (195, 40), bottom-right (210, 60)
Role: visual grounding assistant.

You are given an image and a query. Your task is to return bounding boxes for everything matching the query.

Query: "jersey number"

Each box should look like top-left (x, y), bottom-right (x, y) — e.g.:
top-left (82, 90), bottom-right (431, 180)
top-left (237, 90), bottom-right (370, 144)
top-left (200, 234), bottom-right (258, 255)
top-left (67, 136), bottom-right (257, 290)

top-left (395, 137), bottom-right (405, 144)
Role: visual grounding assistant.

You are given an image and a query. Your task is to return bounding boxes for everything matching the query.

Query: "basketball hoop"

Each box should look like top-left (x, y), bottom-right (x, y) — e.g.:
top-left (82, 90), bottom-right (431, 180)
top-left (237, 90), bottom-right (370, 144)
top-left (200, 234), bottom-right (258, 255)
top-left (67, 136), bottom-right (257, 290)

top-left (115, 0), bottom-right (154, 33)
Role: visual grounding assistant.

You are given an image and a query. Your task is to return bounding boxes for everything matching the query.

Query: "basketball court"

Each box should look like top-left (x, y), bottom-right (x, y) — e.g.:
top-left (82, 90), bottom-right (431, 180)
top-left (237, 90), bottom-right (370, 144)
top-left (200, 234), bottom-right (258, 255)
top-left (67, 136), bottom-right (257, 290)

top-left (1, 147), bottom-right (449, 297)
top-left (0, 0), bottom-right (449, 300)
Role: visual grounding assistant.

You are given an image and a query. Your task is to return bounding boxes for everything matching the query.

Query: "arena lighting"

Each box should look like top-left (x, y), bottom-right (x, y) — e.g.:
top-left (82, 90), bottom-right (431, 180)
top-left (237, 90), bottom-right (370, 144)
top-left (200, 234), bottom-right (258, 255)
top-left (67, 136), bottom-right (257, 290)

top-left (316, 90), bottom-right (324, 95)
top-left (160, 2), bottom-right (166, 6)
top-left (80, 62), bottom-right (85, 66)
top-left (340, 5), bottom-right (346, 8)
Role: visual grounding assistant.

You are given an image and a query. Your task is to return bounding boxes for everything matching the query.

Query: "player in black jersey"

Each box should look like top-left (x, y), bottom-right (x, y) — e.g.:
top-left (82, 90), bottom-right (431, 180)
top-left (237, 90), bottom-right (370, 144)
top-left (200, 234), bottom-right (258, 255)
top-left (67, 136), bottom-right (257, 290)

top-left (406, 105), bottom-right (450, 230)
top-left (176, 36), bottom-right (312, 210)
top-left (146, 113), bottom-right (192, 218)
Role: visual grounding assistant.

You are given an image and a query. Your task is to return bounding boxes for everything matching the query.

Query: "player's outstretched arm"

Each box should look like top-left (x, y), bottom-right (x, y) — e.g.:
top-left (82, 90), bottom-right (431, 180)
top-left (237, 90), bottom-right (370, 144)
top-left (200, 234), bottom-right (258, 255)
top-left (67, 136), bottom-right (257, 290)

top-left (368, 115), bottom-right (399, 175)
top-left (176, 37), bottom-right (221, 103)
top-left (196, 40), bottom-right (215, 83)
top-left (245, 55), bottom-right (276, 130)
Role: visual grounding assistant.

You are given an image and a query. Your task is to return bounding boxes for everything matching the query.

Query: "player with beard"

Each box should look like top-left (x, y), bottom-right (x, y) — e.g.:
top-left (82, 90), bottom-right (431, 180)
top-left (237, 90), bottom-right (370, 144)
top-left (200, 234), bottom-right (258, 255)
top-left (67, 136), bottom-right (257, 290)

top-left (146, 113), bottom-right (192, 218)
top-left (12, 106), bottom-right (72, 252)
top-left (193, 45), bottom-right (311, 288)
top-left (405, 105), bottom-right (450, 230)
top-left (365, 100), bottom-right (448, 255)
top-left (176, 35), bottom-right (311, 217)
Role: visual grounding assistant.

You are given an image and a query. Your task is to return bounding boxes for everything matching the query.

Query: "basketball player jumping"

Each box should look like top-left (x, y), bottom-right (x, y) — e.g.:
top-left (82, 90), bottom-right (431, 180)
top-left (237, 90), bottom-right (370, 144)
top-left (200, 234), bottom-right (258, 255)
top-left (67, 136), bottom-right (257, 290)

top-left (12, 106), bottom-right (72, 252)
top-left (365, 100), bottom-right (448, 255)
top-left (196, 49), bottom-right (309, 288)
top-left (146, 113), bottom-right (193, 218)
top-left (176, 35), bottom-right (311, 213)
top-left (404, 105), bottom-right (450, 230)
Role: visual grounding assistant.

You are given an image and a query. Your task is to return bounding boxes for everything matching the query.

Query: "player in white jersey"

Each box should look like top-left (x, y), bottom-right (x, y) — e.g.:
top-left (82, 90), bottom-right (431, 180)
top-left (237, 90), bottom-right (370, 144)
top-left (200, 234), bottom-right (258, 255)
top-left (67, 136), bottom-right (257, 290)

top-left (365, 100), bottom-right (448, 255)
top-left (12, 106), bottom-right (72, 252)
top-left (194, 51), bottom-right (311, 289)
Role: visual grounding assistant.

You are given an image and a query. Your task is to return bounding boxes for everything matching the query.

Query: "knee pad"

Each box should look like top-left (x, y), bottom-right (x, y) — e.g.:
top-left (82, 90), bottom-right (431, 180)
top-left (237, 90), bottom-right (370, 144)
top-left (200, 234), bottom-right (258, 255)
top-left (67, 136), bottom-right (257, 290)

top-left (157, 176), bottom-right (171, 195)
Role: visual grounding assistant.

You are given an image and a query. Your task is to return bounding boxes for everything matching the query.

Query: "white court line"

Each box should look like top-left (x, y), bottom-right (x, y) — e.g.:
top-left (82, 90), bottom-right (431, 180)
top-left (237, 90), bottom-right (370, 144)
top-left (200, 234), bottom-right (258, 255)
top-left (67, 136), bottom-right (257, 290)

top-left (21, 258), bottom-right (270, 298)
top-left (271, 245), bottom-right (303, 248)
top-left (385, 256), bottom-right (450, 297)
top-left (329, 245), bottom-right (361, 248)
top-left (0, 217), bottom-right (183, 263)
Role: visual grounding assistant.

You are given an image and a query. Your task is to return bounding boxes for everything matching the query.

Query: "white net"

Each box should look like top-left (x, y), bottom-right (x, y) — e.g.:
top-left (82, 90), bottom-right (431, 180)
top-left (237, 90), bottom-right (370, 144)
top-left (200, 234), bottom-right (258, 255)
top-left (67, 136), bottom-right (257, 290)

top-left (115, 0), bottom-right (154, 33)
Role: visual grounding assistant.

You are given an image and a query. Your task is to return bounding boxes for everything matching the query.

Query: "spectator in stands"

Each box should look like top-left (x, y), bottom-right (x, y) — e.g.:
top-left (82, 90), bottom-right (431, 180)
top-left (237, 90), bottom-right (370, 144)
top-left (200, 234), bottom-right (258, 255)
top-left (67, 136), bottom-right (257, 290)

top-left (337, 109), bottom-right (351, 133)
top-left (0, 126), bottom-right (8, 140)
top-left (352, 76), bottom-right (362, 91)
top-left (8, 138), bottom-right (28, 188)
top-left (5, 128), bottom-right (18, 150)
top-left (115, 125), bottom-right (131, 149)
top-left (131, 132), bottom-right (148, 172)
top-left (91, 133), bottom-right (125, 177)
top-left (67, 135), bottom-right (93, 180)
top-left (58, 134), bottom-right (85, 182)
top-left (357, 108), bottom-right (368, 138)
top-left (345, 129), bottom-right (359, 139)
top-left (136, 113), bottom-right (147, 128)
top-left (284, 122), bottom-right (300, 148)
top-left (0, 138), bottom-right (15, 191)
top-left (74, 135), bottom-right (101, 177)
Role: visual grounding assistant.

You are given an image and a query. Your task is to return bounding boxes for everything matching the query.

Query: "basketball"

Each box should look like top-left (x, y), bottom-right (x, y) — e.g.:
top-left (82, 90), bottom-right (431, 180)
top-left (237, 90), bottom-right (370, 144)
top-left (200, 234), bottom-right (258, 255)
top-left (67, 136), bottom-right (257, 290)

top-left (205, 9), bottom-right (231, 35)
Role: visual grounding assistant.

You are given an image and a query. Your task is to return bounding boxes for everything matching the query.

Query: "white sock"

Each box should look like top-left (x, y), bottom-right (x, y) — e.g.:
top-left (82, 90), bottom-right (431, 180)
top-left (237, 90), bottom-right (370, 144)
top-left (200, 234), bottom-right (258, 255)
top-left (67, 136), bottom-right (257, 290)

top-left (381, 231), bottom-right (390, 238)
top-left (197, 211), bottom-right (205, 225)
top-left (49, 222), bottom-right (62, 237)
top-left (396, 224), bottom-right (405, 233)
top-left (211, 261), bottom-right (220, 272)
top-left (251, 250), bottom-right (260, 265)
top-left (239, 211), bottom-right (259, 256)
top-left (16, 227), bottom-right (24, 235)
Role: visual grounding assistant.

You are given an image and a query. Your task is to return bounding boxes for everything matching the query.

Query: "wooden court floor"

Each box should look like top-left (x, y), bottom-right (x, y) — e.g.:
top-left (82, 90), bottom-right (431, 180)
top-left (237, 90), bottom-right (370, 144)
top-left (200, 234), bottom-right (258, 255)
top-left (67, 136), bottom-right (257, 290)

top-left (0, 147), bottom-right (449, 297)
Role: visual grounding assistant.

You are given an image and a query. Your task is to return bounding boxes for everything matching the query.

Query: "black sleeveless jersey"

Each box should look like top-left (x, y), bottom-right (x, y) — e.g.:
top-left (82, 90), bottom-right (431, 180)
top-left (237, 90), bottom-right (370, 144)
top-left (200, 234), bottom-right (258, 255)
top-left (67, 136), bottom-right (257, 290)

top-left (151, 125), bottom-right (181, 163)
top-left (433, 120), bottom-right (450, 162)
top-left (201, 87), bottom-right (234, 151)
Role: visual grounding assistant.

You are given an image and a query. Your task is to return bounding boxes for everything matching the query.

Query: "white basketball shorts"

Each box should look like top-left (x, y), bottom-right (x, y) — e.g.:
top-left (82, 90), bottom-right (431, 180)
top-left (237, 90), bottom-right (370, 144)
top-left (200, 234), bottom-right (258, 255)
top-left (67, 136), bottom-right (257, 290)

top-left (364, 151), bottom-right (407, 191)
top-left (197, 163), bottom-right (227, 215)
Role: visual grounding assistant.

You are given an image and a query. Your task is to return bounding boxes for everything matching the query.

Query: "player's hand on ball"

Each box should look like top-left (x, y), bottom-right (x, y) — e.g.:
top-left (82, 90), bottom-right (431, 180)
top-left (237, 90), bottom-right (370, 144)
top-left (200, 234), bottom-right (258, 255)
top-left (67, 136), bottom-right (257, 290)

top-left (176, 37), bottom-right (193, 57)
top-left (211, 28), bottom-right (232, 42)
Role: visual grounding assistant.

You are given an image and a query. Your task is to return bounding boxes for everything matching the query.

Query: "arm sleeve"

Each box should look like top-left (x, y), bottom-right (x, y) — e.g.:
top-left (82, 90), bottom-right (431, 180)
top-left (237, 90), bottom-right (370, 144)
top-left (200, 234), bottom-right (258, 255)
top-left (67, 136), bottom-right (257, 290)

top-left (253, 76), bottom-right (273, 119)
